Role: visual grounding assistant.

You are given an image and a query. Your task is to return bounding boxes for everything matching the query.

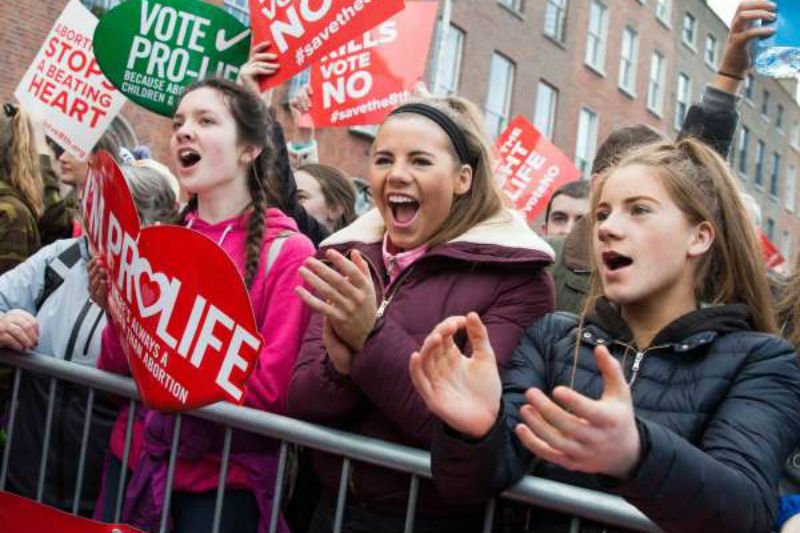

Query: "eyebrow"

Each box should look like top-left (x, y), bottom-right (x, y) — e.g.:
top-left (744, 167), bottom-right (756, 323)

top-left (598, 195), bottom-right (661, 207)
top-left (372, 149), bottom-right (437, 158)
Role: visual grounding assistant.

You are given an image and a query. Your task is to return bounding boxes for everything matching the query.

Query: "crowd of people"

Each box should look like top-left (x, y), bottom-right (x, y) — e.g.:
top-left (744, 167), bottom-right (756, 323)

top-left (1, 1), bottom-right (800, 532)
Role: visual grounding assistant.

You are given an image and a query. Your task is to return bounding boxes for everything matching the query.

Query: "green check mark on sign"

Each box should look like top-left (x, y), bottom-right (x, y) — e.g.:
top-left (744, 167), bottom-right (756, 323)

top-left (93, 0), bottom-right (250, 117)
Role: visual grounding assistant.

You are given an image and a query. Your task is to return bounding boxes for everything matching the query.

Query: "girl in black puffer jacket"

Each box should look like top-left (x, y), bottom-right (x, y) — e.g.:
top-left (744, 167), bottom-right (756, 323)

top-left (410, 138), bottom-right (800, 533)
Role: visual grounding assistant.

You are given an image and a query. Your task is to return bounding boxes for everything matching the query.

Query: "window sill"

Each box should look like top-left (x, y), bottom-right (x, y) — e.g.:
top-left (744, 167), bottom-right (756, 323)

top-left (584, 62), bottom-right (606, 78)
top-left (349, 125), bottom-right (379, 139)
top-left (762, 114), bottom-right (771, 124)
top-left (618, 85), bottom-right (636, 99)
top-left (737, 170), bottom-right (748, 180)
top-left (681, 40), bottom-right (696, 53)
top-left (705, 60), bottom-right (718, 72)
top-left (543, 33), bottom-right (567, 50)
top-left (656, 15), bottom-right (671, 30)
top-left (497, 2), bottom-right (525, 21)
top-left (646, 105), bottom-right (663, 119)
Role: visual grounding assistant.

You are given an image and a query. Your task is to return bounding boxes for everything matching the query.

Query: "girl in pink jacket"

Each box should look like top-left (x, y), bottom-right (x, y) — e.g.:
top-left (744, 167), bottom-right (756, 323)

top-left (92, 78), bottom-right (314, 533)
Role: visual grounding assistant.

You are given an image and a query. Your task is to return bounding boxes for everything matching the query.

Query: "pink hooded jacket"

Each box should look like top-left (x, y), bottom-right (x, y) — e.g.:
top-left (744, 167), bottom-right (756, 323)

top-left (97, 208), bottom-right (314, 497)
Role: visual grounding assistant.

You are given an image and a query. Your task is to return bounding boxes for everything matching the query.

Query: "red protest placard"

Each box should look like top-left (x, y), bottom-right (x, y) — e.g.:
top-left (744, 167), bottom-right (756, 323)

top-left (249, 0), bottom-right (405, 90)
top-left (760, 231), bottom-right (786, 270)
top-left (0, 491), bottom-right (143, 533)
top-left (493, 116), bottom-right (583, 222)
top-left (81, 152), bottom-right (263, 412)
top-left (308, 1), bottom-right (438, 128)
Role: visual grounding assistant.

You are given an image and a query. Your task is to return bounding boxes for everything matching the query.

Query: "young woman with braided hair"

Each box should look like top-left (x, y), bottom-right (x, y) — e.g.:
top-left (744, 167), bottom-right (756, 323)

top-left (90, 78), bottom-right (314, 533)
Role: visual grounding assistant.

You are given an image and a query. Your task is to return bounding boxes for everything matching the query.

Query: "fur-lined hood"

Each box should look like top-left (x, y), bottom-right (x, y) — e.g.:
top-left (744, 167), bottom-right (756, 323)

top-left (320, 208), bottom-right (554, 266)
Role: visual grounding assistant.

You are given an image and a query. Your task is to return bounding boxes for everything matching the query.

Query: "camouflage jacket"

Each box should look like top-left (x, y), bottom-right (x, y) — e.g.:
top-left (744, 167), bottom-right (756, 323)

top-left (37, 155), bottom-right (75, 245)
top-left (0, 179), bottom-right (40, 275)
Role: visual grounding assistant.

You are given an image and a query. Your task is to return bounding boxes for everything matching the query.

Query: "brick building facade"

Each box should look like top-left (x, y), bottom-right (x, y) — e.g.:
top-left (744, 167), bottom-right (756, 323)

top-left (2, 0), bottom-right (799, 265)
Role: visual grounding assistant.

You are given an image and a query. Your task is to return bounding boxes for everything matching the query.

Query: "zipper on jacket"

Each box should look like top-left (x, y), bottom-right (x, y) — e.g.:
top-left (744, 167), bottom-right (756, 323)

top-left (356, 251), bottom-right (415, 320)
top-left (612, 341), bottom-right (670, 388)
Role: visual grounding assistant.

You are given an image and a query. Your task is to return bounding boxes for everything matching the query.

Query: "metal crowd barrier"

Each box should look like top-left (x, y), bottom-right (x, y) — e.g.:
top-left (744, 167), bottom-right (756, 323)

top-left (0, 350), bottom-right (661, 533)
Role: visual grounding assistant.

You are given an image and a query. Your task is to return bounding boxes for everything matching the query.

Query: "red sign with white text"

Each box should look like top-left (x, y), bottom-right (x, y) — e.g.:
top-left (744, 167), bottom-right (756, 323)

top-left (761, 231), bottom-right (787, 270)
top-left (81, 152), bottom-right (263, 412)
top-left (308, 1), bottom-right (437, 127)
top-left (0, 491), bottom-right (143, 533)
top-left (493, 116), bottom-right (582, 222)
top-left (13, 0), bottom-right (127, 160)
top-left (249, 0), bottom-right (405, 90)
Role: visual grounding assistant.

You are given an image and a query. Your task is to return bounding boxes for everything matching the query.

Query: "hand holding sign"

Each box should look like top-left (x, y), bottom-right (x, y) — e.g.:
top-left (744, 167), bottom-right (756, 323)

top-left (82, 152), bottom-right (263, 411)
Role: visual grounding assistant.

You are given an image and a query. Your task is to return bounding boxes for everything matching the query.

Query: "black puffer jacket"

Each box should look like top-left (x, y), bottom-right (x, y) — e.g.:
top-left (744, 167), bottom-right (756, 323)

top-left (432, 300), bottom-right (800, 533)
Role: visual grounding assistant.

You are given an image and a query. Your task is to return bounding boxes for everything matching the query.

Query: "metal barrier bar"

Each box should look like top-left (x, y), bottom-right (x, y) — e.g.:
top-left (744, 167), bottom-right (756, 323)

top-left (403, 475), bottom-right (419, 533)
top-left (333, 457), bottom-right (351, 533)
top-left (211, 426), bottom-right (233, 533)
top-left (159, 413), bottom-right (183, 533)
top-left (0, 350), bottom-right (661, 533)
top-left (268, 441), bottom-right (289, 533)
top-left (72, 387), bottom-right (96, 515)
top-left (0, 367), bottom-right (22, 490)
top-left (114, 399), bottom-right (137, 523)
top-left (481, 498), bottom-right (495, 533)
top-left (36, 377), bottom-right (58, 502)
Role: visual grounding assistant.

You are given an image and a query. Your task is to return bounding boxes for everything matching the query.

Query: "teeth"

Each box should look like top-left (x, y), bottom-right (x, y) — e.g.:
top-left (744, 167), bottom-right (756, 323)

top-left (387, 194), bottom-right (417, 204)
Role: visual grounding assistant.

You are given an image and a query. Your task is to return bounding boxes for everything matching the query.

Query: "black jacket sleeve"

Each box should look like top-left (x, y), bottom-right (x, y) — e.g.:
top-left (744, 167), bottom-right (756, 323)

top-left (606, 335), bottom-right (800, 533)
top-left (678, 85), bottom-right (739, 159)
top-left (430, 315), bottom-right (560, 504)
top-left (270, 116), bottom-right (329, 247)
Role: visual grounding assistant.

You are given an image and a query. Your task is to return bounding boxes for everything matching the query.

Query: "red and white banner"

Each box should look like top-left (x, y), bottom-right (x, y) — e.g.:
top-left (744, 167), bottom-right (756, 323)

top-left (248, 0), bottom-right (405, 90)
top-left (308, 1), bottom-right (437, 128)
top-left (0, 491), bottom-right (143, 533)
top-left (13, 0), bottom-right (127, 161)
top-left (493, 116), bottom-right (582, 222)
top-left (761, 232), bottom-right (787, 271)
top-left (81, 152), bottom-right (263, 412)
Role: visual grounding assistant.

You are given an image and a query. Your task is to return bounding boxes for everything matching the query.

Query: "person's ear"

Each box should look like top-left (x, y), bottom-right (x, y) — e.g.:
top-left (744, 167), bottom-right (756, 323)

top-left (453, 164), bottom-right (473, 196)
top-left (239, 145), bottom-right (263, 166)
top-left (687, 221), bottom-right (714, 258)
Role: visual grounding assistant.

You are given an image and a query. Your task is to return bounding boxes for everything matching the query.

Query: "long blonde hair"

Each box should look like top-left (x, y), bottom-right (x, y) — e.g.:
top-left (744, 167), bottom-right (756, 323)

top-left (584, 138), bottom-right (776, 334)
top-left (0, 105), bottom-right (44, 216)
top-left (376, 96), bottom-right (504, 247)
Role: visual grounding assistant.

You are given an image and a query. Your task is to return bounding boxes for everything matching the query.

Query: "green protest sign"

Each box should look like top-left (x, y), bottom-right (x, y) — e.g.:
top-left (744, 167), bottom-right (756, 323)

top-left (93, 0), bottom-right (250, 116)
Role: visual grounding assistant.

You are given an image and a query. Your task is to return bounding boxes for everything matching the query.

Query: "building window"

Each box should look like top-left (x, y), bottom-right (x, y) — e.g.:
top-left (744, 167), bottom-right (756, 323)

top-left (618, 27), bottom-right (638, 95)
top-left (682, 13), bottom-right (696, 47)
top-left (585, 1), bottom-right (608, 73)
top-left (534, 81), bottom-right (559, 140)
top-left (704, 34), bottom-right (718, 68)
top-left (782, 230), bottom-right (792, 262)
top-left (744, 74), bottom-right (754, 100)
top-left (499, 0), bottom-right (523, 12)
top-left (766, 217), bottom-right (775, 241)
top-left (222, 0), bottom-right (249, 24)
top-left (485, 53), bottom-right (515, 139)
top-left (674, 73), bottom-right (691, 130)
top-left (432, 23), bottom-right (465, 97)
top-left (575, 107), bottom-right (599, 175)
top-left (770, 152), bottom-right (781, 197)
top-left (792, 121), bottom-right (800, 149)
top-left (647, 51), bottom-right (666, 115)
top-left (762, 90), bottom-right (770, 118)
top-left (544, 0), bottom-right (568, 42)
top-left (755, 140), bottom-right (766, 186)
top-left (777, 104), bottom-right (785, 130)
top-left (786, 165), bottom-right (796, 212)
top-left (738, 126), bottom-right (750, 176)
top-left (655, 0), bottom-right (671, 23)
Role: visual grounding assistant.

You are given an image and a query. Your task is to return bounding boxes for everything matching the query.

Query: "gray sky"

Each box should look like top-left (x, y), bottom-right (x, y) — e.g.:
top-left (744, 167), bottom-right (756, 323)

top-left (708, 0), bottom-right (736, 26)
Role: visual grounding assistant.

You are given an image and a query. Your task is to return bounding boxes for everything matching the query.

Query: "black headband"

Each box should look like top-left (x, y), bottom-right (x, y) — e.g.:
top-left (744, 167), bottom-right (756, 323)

top-left (389, 103), bottom-right (475, 168)
top-left (3, 103), bottom-right (18, 118)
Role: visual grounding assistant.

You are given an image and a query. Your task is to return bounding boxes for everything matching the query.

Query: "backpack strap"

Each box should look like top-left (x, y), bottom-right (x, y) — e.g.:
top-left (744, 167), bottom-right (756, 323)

top-left (35, 239), bottom-right (83, 311)
top-left (265, 230), bottom-right (293, 277)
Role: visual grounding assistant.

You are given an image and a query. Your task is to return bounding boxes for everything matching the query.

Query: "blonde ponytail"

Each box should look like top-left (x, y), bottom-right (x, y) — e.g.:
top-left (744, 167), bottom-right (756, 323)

top-left (0, 105), bottom-right (44, 216)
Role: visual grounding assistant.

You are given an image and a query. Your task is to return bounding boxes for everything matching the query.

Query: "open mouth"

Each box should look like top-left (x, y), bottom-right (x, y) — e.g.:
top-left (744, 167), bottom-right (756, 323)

top-left (602, 251), bottom-right (634, 271)
top-left (387, 193), bottom-right (420, 226)
top-left (177, 148), bottom-right (202, 170)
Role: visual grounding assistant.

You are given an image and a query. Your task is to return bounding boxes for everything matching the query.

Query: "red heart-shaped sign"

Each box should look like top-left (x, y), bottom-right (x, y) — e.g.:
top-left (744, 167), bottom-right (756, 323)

top-left (82, 151), bottom-right (263, 411)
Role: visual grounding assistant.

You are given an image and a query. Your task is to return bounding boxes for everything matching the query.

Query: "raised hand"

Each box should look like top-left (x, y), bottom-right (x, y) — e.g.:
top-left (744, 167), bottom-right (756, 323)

top-left (409, 313), bottom-right (501, 439)
top-left (514, 345), bottom-right (641, 479)
top-left (237, 41), bottom-right (280, 102)
top-left (296, 249), bottom-right (378, 357)
top-left (0, 309), bottom-right (40, 352)
top-left (716, 1), bottom-right (776, 89)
